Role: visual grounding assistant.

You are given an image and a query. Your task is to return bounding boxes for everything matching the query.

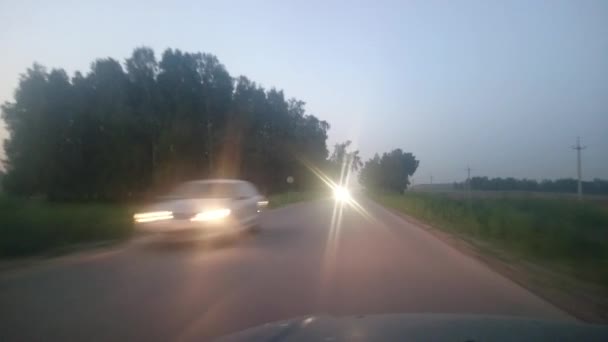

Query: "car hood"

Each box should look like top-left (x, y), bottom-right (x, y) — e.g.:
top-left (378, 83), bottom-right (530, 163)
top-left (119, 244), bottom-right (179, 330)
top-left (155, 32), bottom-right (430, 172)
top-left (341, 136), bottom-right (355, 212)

top-left (145, 198), bottom-right (233, 214)
top-left (217, 313), bottom-right (608, 342)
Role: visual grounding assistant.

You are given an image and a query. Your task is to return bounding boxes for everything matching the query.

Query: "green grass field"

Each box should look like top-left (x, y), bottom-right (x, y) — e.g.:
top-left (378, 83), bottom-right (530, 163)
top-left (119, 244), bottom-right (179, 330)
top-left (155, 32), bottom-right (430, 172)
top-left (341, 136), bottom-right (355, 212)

top-left (371, 191), bottom-right (608, 287)
top-left (0, 196), bottom-right (133, 257)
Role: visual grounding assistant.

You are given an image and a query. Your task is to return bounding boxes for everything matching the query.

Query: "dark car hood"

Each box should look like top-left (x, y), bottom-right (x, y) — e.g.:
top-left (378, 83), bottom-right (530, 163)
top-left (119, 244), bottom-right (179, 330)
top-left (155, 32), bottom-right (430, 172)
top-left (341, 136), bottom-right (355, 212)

top-left (217, 313), bottom-right (608, 342)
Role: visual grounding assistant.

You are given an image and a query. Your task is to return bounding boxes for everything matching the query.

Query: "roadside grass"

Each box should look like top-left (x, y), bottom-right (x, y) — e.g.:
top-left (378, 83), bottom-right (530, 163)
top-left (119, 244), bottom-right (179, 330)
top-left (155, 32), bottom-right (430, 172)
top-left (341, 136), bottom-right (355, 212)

top-left (268, 191), bottom-right (330, 208)
top-left (371, 191), bottom-right (608, 288)
top-left (0, 196), bottom-right (133, 257)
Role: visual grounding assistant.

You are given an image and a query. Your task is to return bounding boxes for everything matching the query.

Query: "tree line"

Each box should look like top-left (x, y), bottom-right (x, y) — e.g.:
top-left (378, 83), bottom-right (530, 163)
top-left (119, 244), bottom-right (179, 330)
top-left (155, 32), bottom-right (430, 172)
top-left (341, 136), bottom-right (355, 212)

top-left (1, 47), bottom-right (331, 200)
top-left (359, 149), bottom-right (419, 192)
top-left (454, 177), bottom-right (608, 195)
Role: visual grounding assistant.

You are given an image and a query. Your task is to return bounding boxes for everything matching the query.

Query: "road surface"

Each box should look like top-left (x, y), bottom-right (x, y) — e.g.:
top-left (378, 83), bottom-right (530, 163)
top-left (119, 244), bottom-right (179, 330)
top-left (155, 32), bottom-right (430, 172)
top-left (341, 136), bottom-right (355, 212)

top-left (0, 198), bottom-right (571, 341)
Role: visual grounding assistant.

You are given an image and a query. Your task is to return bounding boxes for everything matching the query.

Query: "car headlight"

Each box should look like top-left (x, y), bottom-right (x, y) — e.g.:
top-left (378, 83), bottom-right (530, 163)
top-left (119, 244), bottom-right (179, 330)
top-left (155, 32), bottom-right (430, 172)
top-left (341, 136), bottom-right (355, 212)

top-left (333, 186), bottom-right (351, 202)
top-left (190, 208), bottom-right (231, 222)
top-left (134, 211), bottom-right (173, 223)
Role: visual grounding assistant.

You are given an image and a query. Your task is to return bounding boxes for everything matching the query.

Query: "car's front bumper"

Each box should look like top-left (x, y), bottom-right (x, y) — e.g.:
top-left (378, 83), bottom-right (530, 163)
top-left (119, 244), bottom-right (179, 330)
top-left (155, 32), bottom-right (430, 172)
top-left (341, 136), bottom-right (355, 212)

top-left (136, 218), bottom-right (244, 238)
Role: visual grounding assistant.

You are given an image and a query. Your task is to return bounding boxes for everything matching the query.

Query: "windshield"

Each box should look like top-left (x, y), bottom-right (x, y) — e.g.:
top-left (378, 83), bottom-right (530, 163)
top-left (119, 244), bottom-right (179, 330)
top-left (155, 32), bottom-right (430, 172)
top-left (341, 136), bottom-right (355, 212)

top-left (169, 182), bottom-right (238, 198)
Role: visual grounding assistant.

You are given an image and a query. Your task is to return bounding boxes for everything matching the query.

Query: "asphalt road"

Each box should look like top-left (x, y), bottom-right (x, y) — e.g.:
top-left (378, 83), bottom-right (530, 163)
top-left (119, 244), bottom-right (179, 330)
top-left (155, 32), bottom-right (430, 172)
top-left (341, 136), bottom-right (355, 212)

top-left (0, 198), bottom-right (572, 341)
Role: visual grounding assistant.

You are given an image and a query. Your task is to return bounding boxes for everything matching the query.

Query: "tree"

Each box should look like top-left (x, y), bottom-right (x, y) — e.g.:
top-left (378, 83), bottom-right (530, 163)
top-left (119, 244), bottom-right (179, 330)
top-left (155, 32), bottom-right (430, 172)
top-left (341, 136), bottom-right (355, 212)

top-left (359, 154), bottom-right (381, 189)
top-left (359, 149), bottom-right (419, 193)
top-left (125, 47), bottom-right (160, 192)
top-left (1, 47), bottom-right (330, 200)
top-left (2, 64), bottom-right (64, 196)
top-left (330, 140), bottom-right (363, 173)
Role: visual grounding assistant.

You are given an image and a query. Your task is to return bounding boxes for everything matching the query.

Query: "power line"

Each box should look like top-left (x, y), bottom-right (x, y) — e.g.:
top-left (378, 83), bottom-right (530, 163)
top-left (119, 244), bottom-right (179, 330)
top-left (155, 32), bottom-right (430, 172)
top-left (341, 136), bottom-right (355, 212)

top-left (571, 137), bottom-right (587, 200)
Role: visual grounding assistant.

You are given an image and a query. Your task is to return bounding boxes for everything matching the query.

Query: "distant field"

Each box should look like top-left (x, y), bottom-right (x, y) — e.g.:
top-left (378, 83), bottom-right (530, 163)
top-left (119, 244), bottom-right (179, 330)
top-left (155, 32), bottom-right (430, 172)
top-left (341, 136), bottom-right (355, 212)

top-left (372, 191), bottom-right (608, 288)
top-left (0, 196), bottom-right (133, 257)
top-left (410, 188), bottom-right (608, 203)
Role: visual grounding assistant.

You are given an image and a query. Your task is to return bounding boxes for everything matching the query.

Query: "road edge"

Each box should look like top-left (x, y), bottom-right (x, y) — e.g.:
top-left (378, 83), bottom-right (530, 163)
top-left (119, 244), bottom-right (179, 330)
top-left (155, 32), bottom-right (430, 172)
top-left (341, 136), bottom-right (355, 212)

top-left (372, 200), bottom-right (608, 324)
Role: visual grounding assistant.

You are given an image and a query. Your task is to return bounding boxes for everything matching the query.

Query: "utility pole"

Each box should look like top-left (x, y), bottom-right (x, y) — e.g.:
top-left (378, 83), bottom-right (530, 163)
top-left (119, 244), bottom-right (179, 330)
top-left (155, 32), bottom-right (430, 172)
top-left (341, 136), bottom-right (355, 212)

top-left (430, 174), bottom-right (433, 185)
top-left (207, 119), bottom-right (213, 175)
top-left (572, 137), bottom-right (586, 200)
top-left (466, 166), bottom-right (472, 201)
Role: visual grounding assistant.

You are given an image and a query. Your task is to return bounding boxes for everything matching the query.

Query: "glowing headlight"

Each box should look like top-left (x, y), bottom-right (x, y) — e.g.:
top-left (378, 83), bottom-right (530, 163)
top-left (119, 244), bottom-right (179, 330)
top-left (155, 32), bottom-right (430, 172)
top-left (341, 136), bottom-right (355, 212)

top-left (190, 208), bottom-right (231, 222)
top-left (333, 186), bottom-right (351, 202)
top-left (134, 211), bottom-right (173, 223)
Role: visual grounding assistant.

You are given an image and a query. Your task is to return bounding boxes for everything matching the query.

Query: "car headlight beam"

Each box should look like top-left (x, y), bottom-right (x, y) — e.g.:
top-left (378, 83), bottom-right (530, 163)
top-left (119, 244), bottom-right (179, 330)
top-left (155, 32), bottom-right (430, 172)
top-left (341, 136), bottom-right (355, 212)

top-left (134, 211), bottom-right (173, 223)
top-left (190, 208), bottom-right (231, 222)
top-left (333, 186), bottom-right (351, 202)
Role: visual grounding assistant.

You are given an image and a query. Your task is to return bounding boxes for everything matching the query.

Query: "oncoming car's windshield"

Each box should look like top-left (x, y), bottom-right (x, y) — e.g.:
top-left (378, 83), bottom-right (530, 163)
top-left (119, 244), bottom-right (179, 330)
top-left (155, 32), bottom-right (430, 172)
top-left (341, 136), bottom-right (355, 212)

top-left (169, 182), bottom-right (238, 198)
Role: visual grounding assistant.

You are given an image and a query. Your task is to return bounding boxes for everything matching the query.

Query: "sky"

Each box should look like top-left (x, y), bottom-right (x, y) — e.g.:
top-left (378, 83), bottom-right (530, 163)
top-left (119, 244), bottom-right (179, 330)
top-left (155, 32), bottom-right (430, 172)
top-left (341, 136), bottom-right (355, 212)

top-left (1, 0), bottom-right (607, 183)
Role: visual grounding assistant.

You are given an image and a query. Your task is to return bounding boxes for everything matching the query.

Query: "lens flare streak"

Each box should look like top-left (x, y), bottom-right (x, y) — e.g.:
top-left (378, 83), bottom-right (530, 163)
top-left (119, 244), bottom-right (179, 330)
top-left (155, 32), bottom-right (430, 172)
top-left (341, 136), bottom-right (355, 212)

top-left (295, 154), bottom-right (379, 291)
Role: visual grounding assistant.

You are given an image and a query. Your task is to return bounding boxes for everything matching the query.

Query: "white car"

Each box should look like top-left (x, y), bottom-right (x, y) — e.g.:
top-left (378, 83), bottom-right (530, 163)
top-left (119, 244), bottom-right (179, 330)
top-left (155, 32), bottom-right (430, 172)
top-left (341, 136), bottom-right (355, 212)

top-left (134, 179), bottom-right (268, 239)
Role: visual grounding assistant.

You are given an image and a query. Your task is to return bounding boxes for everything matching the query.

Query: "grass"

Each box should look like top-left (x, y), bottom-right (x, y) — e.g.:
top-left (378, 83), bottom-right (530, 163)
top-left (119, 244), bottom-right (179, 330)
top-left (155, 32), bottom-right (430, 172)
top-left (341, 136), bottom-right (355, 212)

top-left (0, 196), bottom-right (133, 257)
top-left (268, 190), bottom-right (329, 208)
top-left (371, 191), bottom-right (608, 288)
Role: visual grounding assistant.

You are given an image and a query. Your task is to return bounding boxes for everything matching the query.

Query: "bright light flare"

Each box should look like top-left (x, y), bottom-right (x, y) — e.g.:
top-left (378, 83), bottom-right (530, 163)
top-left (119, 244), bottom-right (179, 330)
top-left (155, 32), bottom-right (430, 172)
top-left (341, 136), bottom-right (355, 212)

top-left (333, 186), bottom-right (351, 202)
top-left (134, 211), bottom-right (173, 223)
top-left (190, 208), bottom-right (231, 222)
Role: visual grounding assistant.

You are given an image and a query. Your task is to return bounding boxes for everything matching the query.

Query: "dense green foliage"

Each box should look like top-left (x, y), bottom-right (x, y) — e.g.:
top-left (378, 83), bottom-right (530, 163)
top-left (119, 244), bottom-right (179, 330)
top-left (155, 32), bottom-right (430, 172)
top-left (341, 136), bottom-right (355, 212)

top-left (359, 149), bottom-right (419, 192)
top-left (328, 140), bottom-right (362, 172)
top-left (373, 192), bottom-right (608, 287)
top-left (0, 196), bottom-right (132, 256)
top-left (455, 176), bottom-right (608, 195)
top-left (1, 47), bottom-right (330, 200)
